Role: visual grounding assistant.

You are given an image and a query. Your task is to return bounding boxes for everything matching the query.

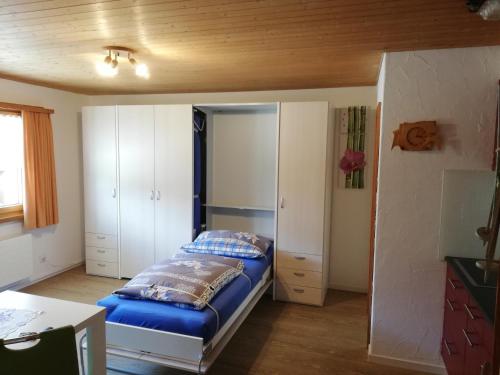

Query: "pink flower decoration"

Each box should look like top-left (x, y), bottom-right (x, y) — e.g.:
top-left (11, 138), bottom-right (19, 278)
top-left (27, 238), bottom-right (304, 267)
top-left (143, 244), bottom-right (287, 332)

top-left (340, 149), bottom-right (366, 174)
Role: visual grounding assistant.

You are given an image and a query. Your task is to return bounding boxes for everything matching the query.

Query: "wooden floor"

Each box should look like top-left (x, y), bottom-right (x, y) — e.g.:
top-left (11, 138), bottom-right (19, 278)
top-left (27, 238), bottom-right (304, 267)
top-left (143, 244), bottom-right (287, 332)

top-left (22, 266), bottom-right (426, 375)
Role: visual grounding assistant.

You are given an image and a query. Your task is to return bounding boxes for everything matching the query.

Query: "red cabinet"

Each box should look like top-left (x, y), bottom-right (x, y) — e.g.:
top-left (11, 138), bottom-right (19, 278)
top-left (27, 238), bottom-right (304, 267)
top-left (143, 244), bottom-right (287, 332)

top-left (442, 264), bottom-right (493, 375)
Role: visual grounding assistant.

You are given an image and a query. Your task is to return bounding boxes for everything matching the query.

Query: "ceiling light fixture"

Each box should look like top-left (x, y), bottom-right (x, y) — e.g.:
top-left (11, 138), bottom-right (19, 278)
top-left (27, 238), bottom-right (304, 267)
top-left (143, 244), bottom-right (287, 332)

top-left (96, 46), bottom-right (150, 79)
top-left (104, 50), bottom-right (112, 65)
top-left (111, 53), bottom-right (118, 69)
top-left (128, 53), bottom-right (137, 66)
top-left (135, 63), bottom-right (150, 79)
top-left (127, 53), bottom-right (149, 79)
top-left (96, 61), bottom-right (118, 77)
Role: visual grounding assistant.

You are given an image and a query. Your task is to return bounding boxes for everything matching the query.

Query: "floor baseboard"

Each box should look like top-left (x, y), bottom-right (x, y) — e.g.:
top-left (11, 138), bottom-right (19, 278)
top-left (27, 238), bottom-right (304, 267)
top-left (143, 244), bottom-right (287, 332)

top-left (329, 284), bottom-right (368, 293)
top-left (6, 261), bottom-right (84, 291)
top-left (367, 347), bottom-right (446, 375)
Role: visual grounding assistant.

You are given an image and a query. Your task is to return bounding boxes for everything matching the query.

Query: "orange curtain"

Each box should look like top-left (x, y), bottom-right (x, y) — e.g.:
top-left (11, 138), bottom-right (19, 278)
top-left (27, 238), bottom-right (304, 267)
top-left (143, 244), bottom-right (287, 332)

top-left (22, 111), bottom-right (59, 229)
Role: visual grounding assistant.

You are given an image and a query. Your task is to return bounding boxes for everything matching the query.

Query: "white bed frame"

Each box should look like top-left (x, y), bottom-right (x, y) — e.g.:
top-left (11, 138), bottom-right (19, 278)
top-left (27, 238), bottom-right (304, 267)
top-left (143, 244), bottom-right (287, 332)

top-left (104, 268), bottom-right (272, 374)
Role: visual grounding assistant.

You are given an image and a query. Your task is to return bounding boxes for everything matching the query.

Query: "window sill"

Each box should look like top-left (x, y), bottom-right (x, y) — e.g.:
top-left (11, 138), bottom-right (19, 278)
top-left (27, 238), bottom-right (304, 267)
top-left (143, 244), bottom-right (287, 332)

top-left (0, 211), bottom-right (24, 224)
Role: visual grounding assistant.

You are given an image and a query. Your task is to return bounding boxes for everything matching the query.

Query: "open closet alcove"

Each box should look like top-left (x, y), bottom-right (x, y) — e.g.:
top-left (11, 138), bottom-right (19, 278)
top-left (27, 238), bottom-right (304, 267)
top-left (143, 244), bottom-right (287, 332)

top-left (193, 103), bottom-right (279, 241)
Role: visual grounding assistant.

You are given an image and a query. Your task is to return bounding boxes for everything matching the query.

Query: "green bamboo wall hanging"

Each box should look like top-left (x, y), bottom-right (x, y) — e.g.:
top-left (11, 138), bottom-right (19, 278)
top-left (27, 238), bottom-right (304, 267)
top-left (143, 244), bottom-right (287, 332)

top-left (339, 106), bottom-right (367, 189)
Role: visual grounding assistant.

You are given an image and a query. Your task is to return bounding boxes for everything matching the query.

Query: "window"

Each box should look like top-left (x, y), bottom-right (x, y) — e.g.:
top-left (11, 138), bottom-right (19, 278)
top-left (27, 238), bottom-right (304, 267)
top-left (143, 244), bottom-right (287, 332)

top-left (0, 112), bottom-right (24, 221)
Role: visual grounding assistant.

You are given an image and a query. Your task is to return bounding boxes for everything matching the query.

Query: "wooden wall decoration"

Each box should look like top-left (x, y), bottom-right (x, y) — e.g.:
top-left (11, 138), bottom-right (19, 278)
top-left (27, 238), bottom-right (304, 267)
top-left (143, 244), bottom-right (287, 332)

top-left (391, 121), bottom-right (442, 151)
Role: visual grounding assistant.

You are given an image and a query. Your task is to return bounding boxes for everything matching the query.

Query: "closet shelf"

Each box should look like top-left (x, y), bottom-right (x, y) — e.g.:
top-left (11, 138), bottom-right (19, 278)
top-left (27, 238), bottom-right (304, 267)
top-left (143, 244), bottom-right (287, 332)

top-left (203, 203), bottom-right (275, 212)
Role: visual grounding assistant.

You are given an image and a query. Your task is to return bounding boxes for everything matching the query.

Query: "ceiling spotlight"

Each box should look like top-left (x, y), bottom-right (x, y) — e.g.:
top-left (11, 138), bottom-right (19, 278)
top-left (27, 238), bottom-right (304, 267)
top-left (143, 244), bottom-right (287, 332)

top-left (135, 63), bottom-right (150, 79)
top-left (111, 53), bottom-right (118, 69)
top-left (104, 50), bottom-right (112, 65)
top-left (98, 46), bottom-right (149, 78)
top-left (96, 62), bottom-right (118, 77)
top-left (128, 53), bottom-right (137, 65)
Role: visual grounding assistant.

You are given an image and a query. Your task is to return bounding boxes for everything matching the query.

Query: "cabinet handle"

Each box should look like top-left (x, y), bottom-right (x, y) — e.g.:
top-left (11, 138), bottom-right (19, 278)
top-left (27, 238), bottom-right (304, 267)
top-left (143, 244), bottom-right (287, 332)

top-left (293, 288), bottom-right (305, 294)
top-left (446, 298), bottom-right (456, 312)
top-left (280, 196), bottom-right (285, 209)
top-left (112, 188), bottom-right (116, 198)
top-left (150, 190), bottom-right (155, 200)
top-left (294, 256), bottom-right (306, 261)
top-left (293, 272), bottom-right (305, 277)
top-left (462, 329), bottom-right (475, 347)
top-left (97, 263), bottom-right (106, 267)
top-left (97, 235), bottom-right (106, 240)
top-left (97, 249), bottom-right (105, 254)
top-left (443, 339), bottom-right (453, 356)
top-left (447, 278), bottom-right (461, 290)
top-left (156, 190), bottom-right (161, 200)
top-left (480, 361), bottom-right (490, 375)
top-left (464, 303), bottom-right (478, 320)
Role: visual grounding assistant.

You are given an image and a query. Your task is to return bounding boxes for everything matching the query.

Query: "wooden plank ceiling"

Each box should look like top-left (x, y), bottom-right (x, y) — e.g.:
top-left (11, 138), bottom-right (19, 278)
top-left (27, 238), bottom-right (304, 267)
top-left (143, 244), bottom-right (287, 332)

top-left (1, 0), bottom-right (500, 94)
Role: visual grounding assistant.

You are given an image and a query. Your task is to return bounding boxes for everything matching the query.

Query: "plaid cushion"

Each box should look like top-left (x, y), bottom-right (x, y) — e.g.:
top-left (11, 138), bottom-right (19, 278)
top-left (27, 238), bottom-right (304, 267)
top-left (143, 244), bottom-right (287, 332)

top-left (182, 230), bottom-right (271, 259)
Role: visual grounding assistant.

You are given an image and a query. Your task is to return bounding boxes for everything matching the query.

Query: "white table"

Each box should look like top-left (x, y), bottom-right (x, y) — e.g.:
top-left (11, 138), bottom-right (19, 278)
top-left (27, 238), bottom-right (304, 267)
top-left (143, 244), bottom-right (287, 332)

top-left (0, 290), bottom-right (106, 375)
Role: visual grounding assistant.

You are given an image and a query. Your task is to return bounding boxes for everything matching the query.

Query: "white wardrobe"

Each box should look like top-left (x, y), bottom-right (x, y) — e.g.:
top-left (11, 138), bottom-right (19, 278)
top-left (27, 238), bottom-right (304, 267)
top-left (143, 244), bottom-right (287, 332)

top-left (274, 102), bottom-right (333, 306)
top-left (82, 105), bottom-right (193, 279)
top-left (83, 102), bottom-right (333, 307)
top-left (82, 106), bottom-right (119, 277)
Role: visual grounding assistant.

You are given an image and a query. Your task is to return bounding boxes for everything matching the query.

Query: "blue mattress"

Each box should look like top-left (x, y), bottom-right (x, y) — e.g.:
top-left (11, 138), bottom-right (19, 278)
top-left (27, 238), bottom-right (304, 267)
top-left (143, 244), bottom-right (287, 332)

top-left (97, 247), bottom-right (273, 343)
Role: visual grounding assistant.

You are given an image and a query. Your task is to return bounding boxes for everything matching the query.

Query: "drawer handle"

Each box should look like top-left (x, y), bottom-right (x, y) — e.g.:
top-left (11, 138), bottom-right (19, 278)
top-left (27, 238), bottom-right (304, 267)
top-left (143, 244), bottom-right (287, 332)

top-left (447, 278), bottom-right (461, 289)
top-left (97, 249), bottom-right (106, 254)
top-left (464, 303), bottom-right (478, 320)
top-left (293, 272), bottom-right (305, 277)
top-left (481, 362), bottom-right (490, 375)
top-left (462, 329), bottom-right (475, 347)
top-left (96, 236), bottom-right (106, 240)
top-left (294, 256), bottom-right (306, 261)
top-left (443, 339), bottom-right (453, 356)
top-left (293, 288), bottom-right (305, 294)
top-left (446, 298), bottom-right (456, 312)
top-left (97, 263), bottom-right (106, 267)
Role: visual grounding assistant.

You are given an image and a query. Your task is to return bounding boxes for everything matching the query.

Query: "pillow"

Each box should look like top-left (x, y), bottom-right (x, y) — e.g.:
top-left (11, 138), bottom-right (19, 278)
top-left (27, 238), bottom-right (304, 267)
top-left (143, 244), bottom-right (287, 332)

top-left (112, 253), bottom-right (244, 310)
top-left (181, 230), bottom-right (271, 259)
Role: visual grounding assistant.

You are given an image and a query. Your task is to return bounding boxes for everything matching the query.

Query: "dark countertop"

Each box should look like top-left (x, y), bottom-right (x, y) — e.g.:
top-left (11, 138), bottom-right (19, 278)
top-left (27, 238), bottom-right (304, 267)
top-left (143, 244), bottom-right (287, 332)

top-left (445, 256), bottom-right (497, 325)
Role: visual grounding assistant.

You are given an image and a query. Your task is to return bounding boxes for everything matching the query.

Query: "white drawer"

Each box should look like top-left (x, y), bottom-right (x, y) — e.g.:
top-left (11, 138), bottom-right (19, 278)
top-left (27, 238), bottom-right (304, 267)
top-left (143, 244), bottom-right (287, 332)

top-left (277, 251), bottom-right (322, 272)
top-left (277, 268), bottom-right (322, 288)
top-left (275, 282), bottom-right (323, 306)
top-left (86, 259), bottom-right (118, 278)
top-left (86, 246), bottom-right (118, 262)
top-left (85, 233), bottom-right (117, 249)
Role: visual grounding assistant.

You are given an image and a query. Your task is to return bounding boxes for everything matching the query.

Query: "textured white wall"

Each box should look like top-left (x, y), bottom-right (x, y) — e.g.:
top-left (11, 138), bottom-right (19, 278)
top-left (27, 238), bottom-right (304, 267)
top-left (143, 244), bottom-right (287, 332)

top-left (371, 46), bottom-right (500, 369)
top-left (0, 78), bottom-right (89, 281)
top-left (90, 87), bottom-right (377, 292)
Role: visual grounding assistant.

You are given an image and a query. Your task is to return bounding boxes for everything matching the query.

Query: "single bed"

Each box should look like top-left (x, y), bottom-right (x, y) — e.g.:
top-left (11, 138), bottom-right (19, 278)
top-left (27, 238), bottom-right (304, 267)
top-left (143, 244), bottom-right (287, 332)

top-left (96, 246), bottom-right (273, 374)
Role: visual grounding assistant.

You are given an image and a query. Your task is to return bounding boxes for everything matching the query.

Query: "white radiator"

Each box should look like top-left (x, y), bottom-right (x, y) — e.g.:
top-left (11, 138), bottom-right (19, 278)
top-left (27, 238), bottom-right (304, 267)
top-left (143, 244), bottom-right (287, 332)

top-left (0, 234), bottom-right (33, 288)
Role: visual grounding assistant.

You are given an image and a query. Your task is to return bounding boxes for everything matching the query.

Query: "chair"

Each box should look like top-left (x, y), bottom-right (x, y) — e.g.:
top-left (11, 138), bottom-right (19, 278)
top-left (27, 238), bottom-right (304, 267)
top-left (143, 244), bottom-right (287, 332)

top-left (0, 325), bottom-right (79, 375)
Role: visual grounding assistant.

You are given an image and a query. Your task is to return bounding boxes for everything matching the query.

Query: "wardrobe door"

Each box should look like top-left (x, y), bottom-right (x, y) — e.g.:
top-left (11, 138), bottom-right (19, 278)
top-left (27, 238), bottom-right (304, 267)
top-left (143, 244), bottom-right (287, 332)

top-left (82, 106), bottom-right (118, 236)
top-left (154, 105), bottom-right (193, 261)
top-left (118, 105), bottom-right (155, 277)
top-left (277, 102), bottom-right (329, 255)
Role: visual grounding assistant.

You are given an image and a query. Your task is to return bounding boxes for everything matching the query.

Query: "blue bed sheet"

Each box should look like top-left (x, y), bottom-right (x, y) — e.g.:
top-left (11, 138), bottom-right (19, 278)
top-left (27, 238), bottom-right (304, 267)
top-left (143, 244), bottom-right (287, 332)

top-left (97, 247), bottom-right (273, 343)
